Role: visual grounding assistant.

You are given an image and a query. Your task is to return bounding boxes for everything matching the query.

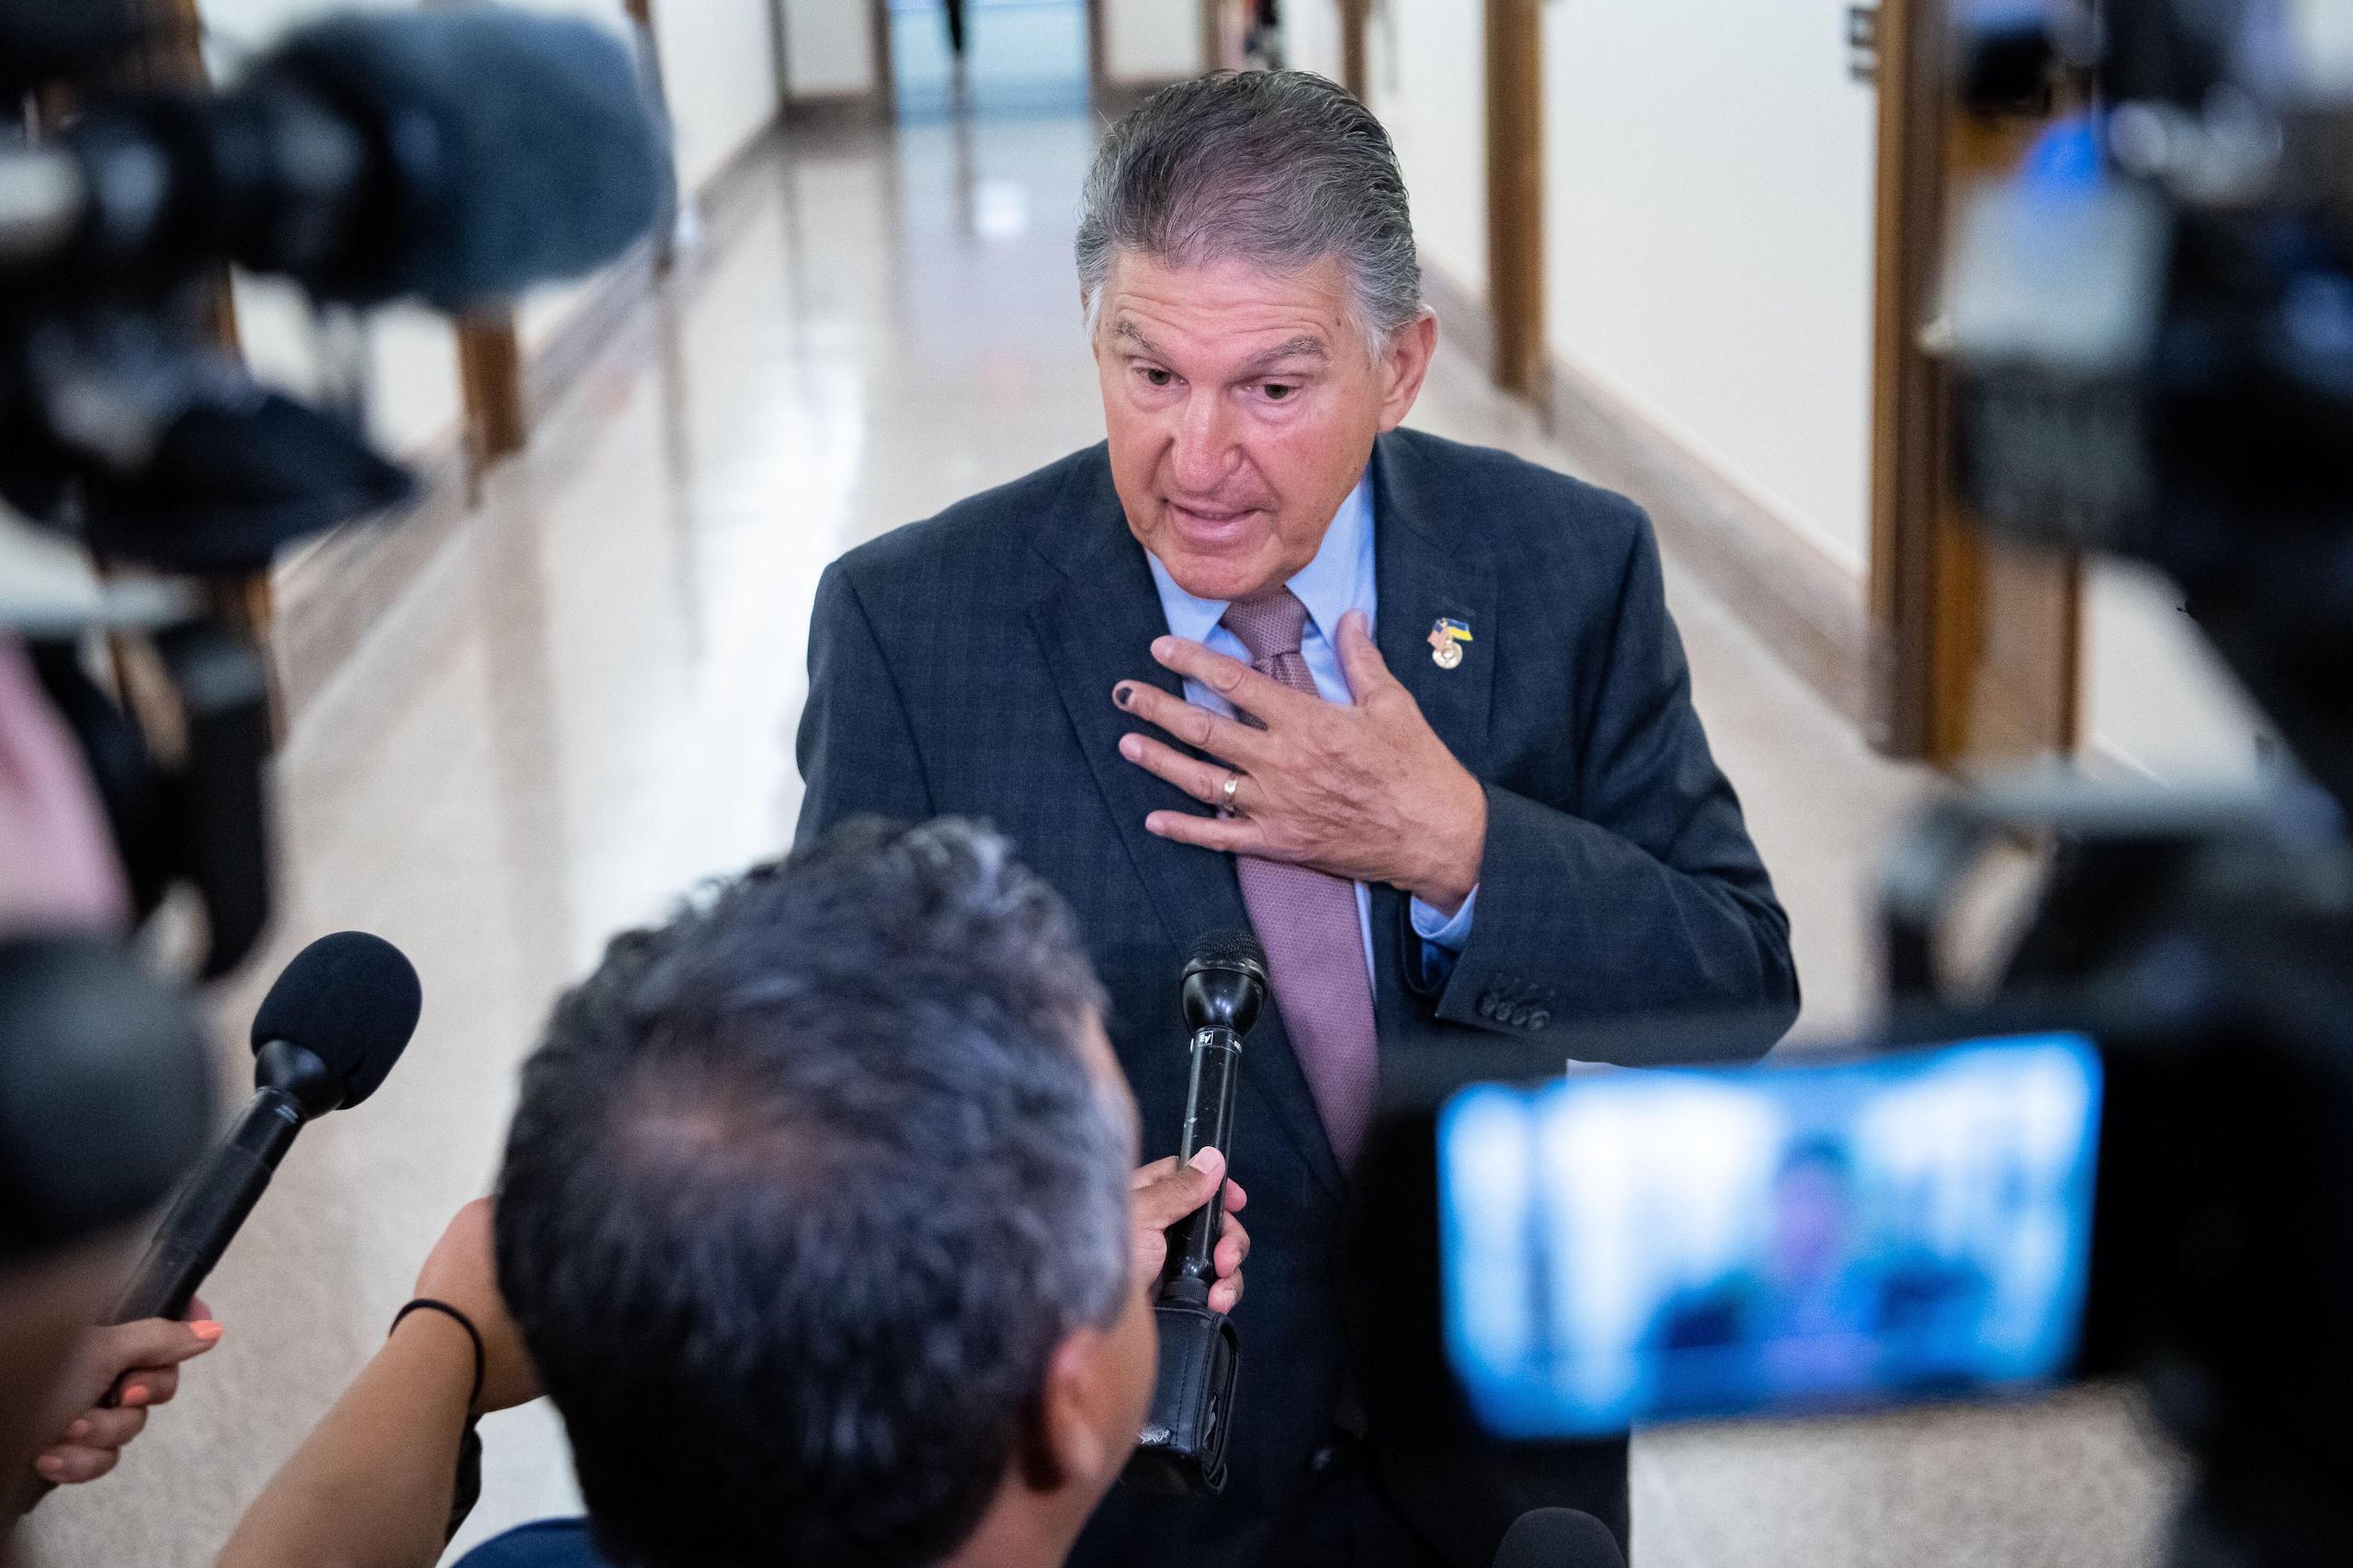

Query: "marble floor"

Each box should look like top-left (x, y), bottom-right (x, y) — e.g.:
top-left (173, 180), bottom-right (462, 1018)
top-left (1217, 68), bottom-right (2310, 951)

top-left (21, 100), bottom-right (2180, 1568)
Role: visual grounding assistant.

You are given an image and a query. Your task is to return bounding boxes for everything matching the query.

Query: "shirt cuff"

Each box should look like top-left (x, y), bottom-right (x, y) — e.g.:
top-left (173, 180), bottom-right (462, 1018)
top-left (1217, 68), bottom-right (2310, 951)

top-left (1408, 885), bottom-right (1478, 953)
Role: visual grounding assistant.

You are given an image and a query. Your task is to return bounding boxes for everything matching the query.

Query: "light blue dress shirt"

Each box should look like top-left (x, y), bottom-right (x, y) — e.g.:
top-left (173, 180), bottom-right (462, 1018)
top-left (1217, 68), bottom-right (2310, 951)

top-left (1142, 466), bottom-right (1480, 984)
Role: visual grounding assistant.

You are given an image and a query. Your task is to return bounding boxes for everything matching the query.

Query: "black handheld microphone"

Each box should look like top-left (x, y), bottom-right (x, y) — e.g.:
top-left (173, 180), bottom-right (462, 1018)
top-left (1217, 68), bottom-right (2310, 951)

top-left (110, 930), bottom-right (420, 1324)
top-left (1124, 930), bottom-right (1266, 1498)
top-left (1491, 1510), bottom-right (1628, 1568)
top-left (0, 8), bottom-right (665, 311)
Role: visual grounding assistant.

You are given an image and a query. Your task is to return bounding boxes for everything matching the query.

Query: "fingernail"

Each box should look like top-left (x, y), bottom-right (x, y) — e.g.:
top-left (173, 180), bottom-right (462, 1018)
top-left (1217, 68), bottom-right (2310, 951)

top-left (1151, 637), bottom-right (1175, 658)
top-left (192, 1321), bottom-right (223, 1343)
top-left (67, 1420), bottom-right (88, 1441)
top-left (1119, 734), bottom-right (1142, 760)
top-left (1188, 1146), bottom-right (1222, 1173)
top-left (1114, 684), bottom-right (1133, 709)
top-left (120, 1386), bottom-right (146, 1407)
top-left (37, 1457), bottom-right (63, 1478)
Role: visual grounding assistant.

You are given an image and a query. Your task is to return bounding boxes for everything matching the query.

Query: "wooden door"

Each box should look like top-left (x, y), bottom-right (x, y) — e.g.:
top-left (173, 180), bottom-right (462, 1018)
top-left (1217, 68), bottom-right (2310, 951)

top-left (1484, 0), bottom-right (1542, 403)
top-left (1867, 0), bottom-right (2082, 767)
top-left (1340, 0), bottom-right (1368, 102)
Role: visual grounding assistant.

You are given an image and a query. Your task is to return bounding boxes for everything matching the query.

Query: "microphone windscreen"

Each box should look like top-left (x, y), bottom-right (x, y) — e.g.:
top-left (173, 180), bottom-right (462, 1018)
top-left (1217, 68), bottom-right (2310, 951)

top-left (1185, 929), bottom-right (1267, 982)
top-left (1491, 1509), bottom-right (1627, 1568)
top-left (248, 931), bottom-right (421, 1108)
top-left (260, 9), bottom-right (666, 309)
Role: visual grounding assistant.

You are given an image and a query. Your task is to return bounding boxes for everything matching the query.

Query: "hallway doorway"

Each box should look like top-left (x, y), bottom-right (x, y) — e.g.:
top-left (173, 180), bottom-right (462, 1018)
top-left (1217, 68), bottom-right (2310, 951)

top-left (882, 0), bottom-right (1092, 122)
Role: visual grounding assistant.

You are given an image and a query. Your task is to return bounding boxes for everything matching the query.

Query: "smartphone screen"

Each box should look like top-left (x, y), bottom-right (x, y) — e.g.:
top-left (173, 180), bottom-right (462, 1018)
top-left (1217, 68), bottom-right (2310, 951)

top-left (1438, 1034), bottom-right (2103, 1438)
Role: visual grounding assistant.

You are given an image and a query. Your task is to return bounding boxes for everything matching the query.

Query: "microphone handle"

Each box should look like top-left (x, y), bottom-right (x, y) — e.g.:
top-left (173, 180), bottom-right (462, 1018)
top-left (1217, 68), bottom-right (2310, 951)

top-left (1167, 1024), bottom-right (1241, 1298)
top-left (110, 1086), bottom-right (305, 1324)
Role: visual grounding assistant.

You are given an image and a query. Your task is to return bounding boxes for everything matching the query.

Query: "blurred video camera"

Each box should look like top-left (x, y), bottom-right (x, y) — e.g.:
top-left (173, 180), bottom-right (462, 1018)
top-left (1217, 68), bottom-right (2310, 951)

top-left (0, 0), bottom-right (659, 1304)
top-left (0, 0), bottom-right (664, 979)
top-left (1356, 6), bottom-right (2353, 1567)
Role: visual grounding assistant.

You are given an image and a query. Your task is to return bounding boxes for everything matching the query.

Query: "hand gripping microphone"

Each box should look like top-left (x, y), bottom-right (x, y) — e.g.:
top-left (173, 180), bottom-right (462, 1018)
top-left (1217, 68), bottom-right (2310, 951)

top-left (110, 930), bottom-right (420, 1324)
top-left (1123, 930), bottom-right (1266, 1497)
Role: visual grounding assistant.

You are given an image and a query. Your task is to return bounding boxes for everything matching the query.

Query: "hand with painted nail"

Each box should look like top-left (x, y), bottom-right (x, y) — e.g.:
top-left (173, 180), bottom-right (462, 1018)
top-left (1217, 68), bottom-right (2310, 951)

top-left (1129, 1147), bottom-right (1250, 1314)
top-left (1112, 611), bottom-right (1487, 916)
top-left (31, 1302), bottom-right (222, 1488)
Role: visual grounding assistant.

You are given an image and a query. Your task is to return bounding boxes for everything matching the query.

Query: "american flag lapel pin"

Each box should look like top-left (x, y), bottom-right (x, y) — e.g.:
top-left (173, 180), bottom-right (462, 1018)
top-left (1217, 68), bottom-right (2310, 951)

top-left (1427, 616), bottom-right (1472, 670)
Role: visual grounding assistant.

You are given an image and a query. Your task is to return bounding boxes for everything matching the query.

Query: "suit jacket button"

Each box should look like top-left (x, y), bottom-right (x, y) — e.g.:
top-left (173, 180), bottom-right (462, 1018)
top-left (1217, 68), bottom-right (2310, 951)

top-left (1528, 1009), bottom-right (1552, 1030)
top-left (1507, 1006), bottom-right (1530, 1028)
top-left (1308, 1444), bottom-right (1337, 1475)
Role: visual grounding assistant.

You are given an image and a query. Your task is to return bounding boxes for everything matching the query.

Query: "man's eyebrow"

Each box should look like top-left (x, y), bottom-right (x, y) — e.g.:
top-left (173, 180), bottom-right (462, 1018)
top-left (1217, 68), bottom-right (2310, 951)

top-left (1239, 336), bottom-right (1329, 374)
top-left (1114, 318), bottom-right (1166, 359)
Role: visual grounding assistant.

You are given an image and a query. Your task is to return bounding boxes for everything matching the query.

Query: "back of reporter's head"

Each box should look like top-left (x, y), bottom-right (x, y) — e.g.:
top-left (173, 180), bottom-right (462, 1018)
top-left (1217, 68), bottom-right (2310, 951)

top-left (494, 816), bottom-right (1142, 1568)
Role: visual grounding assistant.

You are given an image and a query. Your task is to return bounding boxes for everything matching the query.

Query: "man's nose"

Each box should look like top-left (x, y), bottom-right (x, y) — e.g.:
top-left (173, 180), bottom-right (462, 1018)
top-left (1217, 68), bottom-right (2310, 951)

top-left (1168, 391), bottom-right (1240, 494)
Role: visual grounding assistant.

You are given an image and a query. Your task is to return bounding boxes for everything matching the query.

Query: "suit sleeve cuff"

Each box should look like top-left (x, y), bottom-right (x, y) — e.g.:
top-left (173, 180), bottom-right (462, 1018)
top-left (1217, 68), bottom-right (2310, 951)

top-left (1408, 886), bottom-right (1478, 952)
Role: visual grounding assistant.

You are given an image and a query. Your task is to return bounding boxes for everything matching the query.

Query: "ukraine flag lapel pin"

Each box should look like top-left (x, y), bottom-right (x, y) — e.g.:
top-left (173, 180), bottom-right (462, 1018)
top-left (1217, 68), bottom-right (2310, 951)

top-left (1427, 617), bottom-right (1472, 670)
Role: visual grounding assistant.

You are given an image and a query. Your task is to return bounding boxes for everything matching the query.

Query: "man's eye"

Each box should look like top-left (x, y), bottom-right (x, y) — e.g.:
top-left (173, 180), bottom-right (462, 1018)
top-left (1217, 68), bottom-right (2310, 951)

top-left (1262, 383), bottom-right (1296, 402)
top-left (1141, 368), bottom-right (1175, 388)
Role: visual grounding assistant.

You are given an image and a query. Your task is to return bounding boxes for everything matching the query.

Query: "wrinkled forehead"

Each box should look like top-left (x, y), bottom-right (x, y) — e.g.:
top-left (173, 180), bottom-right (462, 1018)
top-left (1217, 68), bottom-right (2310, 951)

top-left (1095, 248), bottom-right (1363, 362)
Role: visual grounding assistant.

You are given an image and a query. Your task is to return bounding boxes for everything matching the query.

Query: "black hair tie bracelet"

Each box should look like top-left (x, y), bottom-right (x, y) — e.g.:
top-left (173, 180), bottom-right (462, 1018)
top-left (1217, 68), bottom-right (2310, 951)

top-left (392, 1298), bottom-right (487, 1415)
top-left (390, 1297), bottom-right (488, 1540)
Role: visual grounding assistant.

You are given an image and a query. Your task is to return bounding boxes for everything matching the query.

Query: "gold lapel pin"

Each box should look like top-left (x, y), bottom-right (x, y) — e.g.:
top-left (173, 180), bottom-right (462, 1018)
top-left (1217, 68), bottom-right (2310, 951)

top-left (1427, 617), bottom-right (1472, 670)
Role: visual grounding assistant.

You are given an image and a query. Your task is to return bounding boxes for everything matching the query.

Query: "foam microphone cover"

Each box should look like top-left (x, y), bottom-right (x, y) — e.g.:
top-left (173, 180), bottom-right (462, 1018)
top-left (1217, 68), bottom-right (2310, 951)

top-left (257, 8), bottom-right (666, 309)
top-left (1185, 929), bottom-right (1267, 980)
top-left (1491, 1509), bottom-right (1627, 1568)
top-left (248, 931), bottom-right (421, 1108)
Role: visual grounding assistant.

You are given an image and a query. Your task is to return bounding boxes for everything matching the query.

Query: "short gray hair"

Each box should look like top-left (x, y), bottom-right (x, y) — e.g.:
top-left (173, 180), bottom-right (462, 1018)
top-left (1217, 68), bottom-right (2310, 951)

top-left (1076, 70), bottom-right (1424, 357)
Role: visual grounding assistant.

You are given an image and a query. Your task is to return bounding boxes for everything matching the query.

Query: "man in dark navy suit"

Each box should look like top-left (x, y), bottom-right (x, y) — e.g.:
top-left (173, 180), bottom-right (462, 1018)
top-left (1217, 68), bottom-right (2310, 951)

top-left (796, 70), bottom-right (1798, 1568)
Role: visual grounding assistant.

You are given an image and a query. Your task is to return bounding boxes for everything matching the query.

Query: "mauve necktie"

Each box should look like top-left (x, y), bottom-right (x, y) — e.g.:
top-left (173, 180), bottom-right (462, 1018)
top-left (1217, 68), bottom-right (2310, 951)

top-left (1220, 588), bottom-right (1379, 1168)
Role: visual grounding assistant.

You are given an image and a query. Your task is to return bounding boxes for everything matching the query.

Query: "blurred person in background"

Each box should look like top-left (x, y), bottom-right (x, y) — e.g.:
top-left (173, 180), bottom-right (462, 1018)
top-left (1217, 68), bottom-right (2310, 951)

top-left (0, 633), bottom-right (222, 1531)
top-left (217, 816), bottom-right (1245, 1568)
top-left (795, 70), bottom-right (1797, 1566)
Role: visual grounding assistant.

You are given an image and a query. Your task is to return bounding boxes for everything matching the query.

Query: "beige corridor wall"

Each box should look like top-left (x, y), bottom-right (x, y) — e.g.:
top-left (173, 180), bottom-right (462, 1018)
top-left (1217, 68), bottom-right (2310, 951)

top-left (778, 0), bottom-right (875, 97)
top-left (1540, 0), bottom-right (1878, 577)
top-left (650, 0), bottom-right (782, 198)
top-left (1366, 0), bottom-right (1485, 304)
top-left (1281, 0), bottom-right (1345, 85)
top-left (1104, 0), bottom-right (1204, 84)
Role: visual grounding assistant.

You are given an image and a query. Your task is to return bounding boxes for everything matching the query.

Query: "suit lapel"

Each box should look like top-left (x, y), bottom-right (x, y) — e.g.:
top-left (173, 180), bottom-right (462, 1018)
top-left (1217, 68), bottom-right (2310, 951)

top-left (1371, 431), bottom-right (1496, 784)
top-left (1366, 432), bottom-right (1499, 1038)
top-left (1028, 450), bottom-right (1344, 1196)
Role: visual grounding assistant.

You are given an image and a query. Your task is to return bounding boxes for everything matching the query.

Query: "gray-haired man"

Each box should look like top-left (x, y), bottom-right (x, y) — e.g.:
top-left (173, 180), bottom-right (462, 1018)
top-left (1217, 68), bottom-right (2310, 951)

top-left (798, 71), bottom-right (1799, 1567)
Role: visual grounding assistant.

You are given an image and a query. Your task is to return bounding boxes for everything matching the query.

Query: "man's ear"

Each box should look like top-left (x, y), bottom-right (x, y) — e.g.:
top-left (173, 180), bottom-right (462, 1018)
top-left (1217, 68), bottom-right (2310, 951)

top-left (1377, 310), bottom-right (1439, 431)
top-left (1017, 1327), bottom-right (1122, 1494)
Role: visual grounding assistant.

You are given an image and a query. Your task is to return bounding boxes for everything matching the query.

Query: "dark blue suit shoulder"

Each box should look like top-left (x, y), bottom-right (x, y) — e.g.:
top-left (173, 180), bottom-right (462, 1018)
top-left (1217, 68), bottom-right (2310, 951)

top-left (1381, 427), bottom-right (1651, 574)
top-left (827, 445), bottom-right (1108, 599)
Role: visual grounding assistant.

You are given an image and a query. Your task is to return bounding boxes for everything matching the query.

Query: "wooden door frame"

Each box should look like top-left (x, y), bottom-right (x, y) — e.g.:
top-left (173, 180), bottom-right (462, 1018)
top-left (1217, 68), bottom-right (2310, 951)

top-left (1340, 0), bottom-right (1369, 102)
top-left (1866, 0), bottom-right (1944, 757)
top-left (1484, 0), bottom-right (1544, 403)
top-left (1866, 0), bottom-right (2083, 766)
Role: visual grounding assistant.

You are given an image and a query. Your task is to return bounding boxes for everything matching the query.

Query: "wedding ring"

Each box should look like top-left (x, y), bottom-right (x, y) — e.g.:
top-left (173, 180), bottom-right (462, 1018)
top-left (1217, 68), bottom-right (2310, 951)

top-left (1222, 771), bottom-right (1242, 814)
